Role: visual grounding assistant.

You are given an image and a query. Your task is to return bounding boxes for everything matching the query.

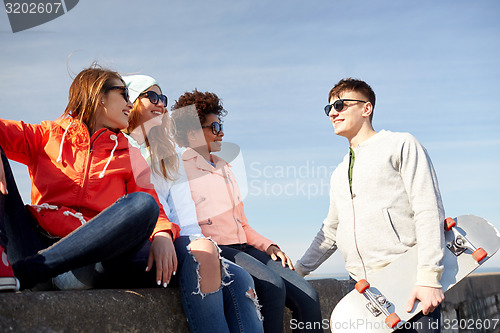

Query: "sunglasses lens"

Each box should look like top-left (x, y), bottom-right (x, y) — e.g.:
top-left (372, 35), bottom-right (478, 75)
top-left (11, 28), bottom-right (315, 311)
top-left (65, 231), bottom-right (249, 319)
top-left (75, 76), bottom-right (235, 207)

top-left (333, 100), bottom-right (344, 112)
top-left (148, 91), bottom-right (160, 104)
top-left (212, 122), bottom-right (221, 134)
top-left (324, 104), bottom-right (332, 116)
top-left (159, 95), bottom-right (168, 106)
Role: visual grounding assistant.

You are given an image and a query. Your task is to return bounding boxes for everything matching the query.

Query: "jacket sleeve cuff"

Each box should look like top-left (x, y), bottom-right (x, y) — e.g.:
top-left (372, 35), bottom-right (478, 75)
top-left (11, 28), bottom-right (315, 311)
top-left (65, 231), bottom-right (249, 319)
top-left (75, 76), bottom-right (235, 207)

top-left (294, 262), bottom-right (309, 277)
top-left (416, 266), bottom-right (443, 288)
top-left (150, 222), bottom-right (181, 241)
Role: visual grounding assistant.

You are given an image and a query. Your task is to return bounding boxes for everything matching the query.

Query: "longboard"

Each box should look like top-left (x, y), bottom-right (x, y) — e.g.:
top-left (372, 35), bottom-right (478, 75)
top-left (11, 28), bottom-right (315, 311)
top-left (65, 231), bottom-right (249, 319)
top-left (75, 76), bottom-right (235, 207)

top-left (329, 215), bottom-right (500, 332)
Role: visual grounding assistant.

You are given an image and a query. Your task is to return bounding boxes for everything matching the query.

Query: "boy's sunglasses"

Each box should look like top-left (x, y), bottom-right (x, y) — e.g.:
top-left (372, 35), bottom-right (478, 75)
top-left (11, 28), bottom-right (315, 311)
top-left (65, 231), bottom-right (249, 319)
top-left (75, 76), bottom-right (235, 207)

top-left (324, 99), bottom-right (367, 116)
top-left (202, 122), bottom-right (223, 135)
top-left (108, 86), bottom-right (130, 102)
top-left (140, 91), bottom-right (168, 106)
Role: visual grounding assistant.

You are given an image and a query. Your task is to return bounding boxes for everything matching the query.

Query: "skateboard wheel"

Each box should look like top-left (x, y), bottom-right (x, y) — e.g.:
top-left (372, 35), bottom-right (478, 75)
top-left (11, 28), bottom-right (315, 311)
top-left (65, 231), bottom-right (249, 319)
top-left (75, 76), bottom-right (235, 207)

top-left (355, 279), bottom-right (370, 293)
top-left (472, 248), bottom-right (487, 262)
top-left (385, 313), bottom-right (401, 328)
top-left (444, 217), bottom-right (456, 231)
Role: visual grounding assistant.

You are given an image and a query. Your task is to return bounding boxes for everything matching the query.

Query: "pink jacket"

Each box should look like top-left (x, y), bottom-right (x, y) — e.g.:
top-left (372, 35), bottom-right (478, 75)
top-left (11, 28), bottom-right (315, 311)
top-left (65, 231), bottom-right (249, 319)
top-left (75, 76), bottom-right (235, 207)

top-left (182, 148), bottom-right (273, 252)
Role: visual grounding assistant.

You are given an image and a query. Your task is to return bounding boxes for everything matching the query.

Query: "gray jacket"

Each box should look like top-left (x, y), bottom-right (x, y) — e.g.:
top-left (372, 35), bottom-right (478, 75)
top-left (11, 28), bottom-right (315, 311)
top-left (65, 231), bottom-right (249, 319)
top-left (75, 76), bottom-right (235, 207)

top-left (296, 130), bottom-right (445, 287)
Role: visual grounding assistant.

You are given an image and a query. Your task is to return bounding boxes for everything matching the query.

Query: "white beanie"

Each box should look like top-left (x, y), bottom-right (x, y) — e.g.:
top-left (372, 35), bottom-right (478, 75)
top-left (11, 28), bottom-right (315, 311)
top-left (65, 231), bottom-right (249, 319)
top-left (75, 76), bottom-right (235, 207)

top-left (122, 75), bottom-right (159, 103)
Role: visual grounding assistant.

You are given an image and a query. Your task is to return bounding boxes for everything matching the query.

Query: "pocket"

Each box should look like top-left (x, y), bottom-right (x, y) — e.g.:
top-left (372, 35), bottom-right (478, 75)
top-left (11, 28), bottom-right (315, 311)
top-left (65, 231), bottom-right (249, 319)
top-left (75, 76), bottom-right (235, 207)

top-left (382, 208), bottom-right (401, 243)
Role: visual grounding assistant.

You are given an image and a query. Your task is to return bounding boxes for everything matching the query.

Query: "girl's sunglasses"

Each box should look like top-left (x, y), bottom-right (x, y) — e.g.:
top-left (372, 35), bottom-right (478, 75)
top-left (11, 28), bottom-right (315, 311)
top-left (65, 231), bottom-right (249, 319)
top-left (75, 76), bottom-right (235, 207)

top-left (324, 99), bottom-right (367, 116)
top-left (202, 122), bottom-right (223, 135)
top-left (107, 86), bottom-right (130, 102)
top-left (140, 91), bottom-right (168, 106)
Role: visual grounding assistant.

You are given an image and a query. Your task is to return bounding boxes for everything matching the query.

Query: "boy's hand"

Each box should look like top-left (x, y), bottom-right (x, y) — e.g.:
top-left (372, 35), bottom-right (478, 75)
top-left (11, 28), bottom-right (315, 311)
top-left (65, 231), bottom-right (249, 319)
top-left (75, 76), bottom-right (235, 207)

top-left (147, 232), bottom-right (177, 287)
top-left (406, 286), bottom-right (444, 315)
top-left (266, 244), bottom-right (294, 270)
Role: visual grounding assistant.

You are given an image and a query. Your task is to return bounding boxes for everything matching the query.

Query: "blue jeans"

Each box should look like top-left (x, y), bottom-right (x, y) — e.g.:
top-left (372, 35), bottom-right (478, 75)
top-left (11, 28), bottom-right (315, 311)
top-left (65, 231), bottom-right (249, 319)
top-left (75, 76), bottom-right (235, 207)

top-left (0, 146), bottom-right (158, 290)
top-left (219, 244), bottom-right (322, 333)
top-left (347, 279), bottom-right (441, 333)
top-left (175, 236), bottom-right (264, 333)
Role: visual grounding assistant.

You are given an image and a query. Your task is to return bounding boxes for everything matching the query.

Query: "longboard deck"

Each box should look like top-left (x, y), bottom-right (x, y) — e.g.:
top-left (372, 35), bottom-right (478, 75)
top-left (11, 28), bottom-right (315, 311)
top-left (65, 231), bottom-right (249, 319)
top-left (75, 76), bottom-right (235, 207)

top-left (330, 215), bottom-right (500, 332)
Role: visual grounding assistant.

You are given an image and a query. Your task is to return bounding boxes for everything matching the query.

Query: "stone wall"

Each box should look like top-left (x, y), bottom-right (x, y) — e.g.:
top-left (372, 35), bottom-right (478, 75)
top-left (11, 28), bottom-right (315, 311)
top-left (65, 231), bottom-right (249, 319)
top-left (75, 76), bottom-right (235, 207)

top-left (0, 273), bottom-right (498, 332)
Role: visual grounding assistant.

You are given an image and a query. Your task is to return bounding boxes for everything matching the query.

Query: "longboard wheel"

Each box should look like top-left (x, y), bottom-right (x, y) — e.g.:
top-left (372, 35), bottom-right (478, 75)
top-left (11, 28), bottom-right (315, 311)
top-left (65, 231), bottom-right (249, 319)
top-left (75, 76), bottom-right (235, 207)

top-left (355, 279), bottom-right (370, 293)
top-left (472, 248), bottom-right (487, 262)
top-left (385, 313), bottom-right (401, 328)
top-left (444, 217), bottom-right (456, 231)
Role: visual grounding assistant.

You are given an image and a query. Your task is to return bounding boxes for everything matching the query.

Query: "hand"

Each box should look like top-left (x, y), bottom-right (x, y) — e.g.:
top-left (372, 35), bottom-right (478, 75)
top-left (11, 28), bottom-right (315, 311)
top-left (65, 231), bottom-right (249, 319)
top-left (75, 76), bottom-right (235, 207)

top-left (266, 244), bottom-right (294, 270)
top-left (407, 286), bottom-right (444, 315)
top-left (0, 156), bottom-right (7, 195)
top-left (147, 232), bottom-right (177, 287)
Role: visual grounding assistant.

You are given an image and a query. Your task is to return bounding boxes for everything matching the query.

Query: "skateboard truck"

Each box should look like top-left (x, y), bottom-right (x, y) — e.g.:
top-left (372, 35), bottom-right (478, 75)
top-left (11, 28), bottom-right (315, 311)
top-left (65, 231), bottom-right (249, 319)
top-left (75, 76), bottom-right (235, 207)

top-left (355, 279), bottom-right (401, 329)
top-left (444, 217), bottom-right (488, 262)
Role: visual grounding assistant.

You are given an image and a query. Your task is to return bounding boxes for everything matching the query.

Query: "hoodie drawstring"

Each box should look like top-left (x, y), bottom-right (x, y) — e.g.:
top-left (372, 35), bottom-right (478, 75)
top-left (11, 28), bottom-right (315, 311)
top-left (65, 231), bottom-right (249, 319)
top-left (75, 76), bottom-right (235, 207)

top-left (99, 134), bottom-right (118, 179)
top-left (31, 203), bottom-right (87, 225)
top-left (56, 122), bottom-right (72, 163)
top-left (63, 211), bottom-right (87, 225)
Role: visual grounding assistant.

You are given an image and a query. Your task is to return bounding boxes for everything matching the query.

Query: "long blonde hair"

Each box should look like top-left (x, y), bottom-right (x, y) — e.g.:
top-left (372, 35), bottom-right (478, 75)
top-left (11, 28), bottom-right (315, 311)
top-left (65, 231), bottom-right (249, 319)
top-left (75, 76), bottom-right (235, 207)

top-left (125, 91), bottom-right (178, 181)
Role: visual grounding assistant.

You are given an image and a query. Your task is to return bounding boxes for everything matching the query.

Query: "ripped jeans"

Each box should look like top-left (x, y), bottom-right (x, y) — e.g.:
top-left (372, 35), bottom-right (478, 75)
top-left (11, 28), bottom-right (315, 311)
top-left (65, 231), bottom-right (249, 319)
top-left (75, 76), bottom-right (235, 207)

top-left (175, 236), bottom-right (264, 333)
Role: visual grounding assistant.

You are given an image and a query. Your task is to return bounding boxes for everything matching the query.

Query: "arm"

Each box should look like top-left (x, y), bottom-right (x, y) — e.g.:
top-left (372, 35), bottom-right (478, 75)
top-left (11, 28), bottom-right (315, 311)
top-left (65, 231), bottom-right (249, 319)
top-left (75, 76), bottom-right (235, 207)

top-left (295, 174), bottom-right (339, 277)
top-left (127, 146), bottom-right (181, 240)
top-left (399, 134), bottom-right (445, 313)
top-left (167, 155), bottom-right (204, 237)
top-left (127, 146), bottom-right (180, 287)
top-left (0, 119), bottom-right (44, 165)
top-left (0, 154), bottom-right (7, 195)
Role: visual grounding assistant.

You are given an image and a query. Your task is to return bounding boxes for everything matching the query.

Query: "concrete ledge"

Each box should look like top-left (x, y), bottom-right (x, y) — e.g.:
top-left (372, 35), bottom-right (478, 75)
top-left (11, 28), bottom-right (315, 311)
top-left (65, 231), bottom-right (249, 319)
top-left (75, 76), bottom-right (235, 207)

top-left (0, 274), bottom-right (498, 332)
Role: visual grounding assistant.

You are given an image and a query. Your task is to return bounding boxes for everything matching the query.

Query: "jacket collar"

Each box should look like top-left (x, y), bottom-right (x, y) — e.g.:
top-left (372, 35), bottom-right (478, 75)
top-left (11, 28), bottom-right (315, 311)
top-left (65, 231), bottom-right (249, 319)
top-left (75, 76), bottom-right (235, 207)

top-left (183, 147), bottom-right (228, 172)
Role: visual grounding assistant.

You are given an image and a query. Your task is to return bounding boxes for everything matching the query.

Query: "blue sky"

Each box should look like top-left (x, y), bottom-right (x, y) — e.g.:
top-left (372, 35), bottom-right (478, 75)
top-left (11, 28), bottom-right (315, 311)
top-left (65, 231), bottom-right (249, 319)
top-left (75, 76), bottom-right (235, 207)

top-left (1, 0), bottom-right (499, 276)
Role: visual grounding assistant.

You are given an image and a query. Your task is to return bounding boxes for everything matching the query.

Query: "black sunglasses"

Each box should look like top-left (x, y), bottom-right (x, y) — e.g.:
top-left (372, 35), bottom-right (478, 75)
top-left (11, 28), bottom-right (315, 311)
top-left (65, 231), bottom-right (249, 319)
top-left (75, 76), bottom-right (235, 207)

top-left (202, 122), bottom-right (223, 135)
top-left (107, 86), bottom-right (130, 102)
top-left (324, 99), bottom-right (367, 116)
top-left (140, 91), bottom-right (168, 106)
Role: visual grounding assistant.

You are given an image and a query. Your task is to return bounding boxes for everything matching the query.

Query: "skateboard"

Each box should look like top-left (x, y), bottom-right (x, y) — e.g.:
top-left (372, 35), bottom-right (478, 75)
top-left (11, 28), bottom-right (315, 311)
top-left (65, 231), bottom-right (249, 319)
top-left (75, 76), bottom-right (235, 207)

top-left (329, 215), bottom-right (500, 332)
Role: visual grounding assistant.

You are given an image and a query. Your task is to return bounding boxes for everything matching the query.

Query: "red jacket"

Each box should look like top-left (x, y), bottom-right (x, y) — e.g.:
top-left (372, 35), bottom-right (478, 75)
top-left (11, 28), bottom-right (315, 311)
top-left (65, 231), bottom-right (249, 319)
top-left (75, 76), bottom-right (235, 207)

top-left (0, 118), bottom-right (180, 240)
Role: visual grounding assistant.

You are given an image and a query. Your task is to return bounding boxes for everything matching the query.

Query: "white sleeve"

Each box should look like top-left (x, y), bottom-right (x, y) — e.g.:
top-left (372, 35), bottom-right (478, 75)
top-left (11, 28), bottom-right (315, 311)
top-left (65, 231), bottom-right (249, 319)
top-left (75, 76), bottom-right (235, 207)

top-left (168, 151), bottom-right (204, 237)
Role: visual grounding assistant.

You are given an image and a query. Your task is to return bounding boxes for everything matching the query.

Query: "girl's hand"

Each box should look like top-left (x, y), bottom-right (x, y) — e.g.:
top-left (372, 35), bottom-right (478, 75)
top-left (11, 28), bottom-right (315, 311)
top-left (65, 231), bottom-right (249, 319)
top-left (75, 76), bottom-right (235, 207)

top-left (0, 156), bottom-right (8, 195)
top-left (266, 244), bottom-right (294, 270)
top-left (147, 232), bottom-right (177, 287)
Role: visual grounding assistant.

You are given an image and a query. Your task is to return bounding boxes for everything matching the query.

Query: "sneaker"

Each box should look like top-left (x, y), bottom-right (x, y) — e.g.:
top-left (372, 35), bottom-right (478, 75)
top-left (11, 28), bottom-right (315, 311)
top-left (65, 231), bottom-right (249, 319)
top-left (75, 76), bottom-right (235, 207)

top-left (0, 245), bottom-right (20, 291)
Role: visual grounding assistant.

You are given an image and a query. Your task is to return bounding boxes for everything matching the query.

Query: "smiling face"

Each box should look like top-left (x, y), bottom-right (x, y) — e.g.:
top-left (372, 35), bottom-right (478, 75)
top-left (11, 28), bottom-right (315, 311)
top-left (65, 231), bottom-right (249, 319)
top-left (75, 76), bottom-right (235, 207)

top-left (202, 113), bottom-right (224, 153)
top-left (136, 85), bottom-right (166, 129)
top-left (329, 90), bottom-right (371, 140)
top-left (94, 79), bottom-right (133, 133)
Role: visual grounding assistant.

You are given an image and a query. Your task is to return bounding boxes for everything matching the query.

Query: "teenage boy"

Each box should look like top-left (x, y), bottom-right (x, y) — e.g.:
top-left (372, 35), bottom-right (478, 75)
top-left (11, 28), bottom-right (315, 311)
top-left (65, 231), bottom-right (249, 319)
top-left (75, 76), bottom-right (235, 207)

top-left (296, 78), bottom-right (445, 332)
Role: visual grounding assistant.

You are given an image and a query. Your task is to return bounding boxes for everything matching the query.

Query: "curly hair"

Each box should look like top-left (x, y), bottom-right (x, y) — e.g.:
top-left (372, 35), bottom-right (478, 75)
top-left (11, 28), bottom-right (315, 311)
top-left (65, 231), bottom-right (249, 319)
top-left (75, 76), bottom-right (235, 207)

top-left (171, 89), bottom-right (227, 147)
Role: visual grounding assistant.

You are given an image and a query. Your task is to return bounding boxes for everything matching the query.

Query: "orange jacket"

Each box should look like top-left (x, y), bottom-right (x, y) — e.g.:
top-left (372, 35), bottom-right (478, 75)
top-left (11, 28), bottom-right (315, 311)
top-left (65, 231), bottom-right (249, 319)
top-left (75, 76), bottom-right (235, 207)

top-left (182, 148), bottom-right (273, 252)
top-left (0, 118), bottom-right (179, 240)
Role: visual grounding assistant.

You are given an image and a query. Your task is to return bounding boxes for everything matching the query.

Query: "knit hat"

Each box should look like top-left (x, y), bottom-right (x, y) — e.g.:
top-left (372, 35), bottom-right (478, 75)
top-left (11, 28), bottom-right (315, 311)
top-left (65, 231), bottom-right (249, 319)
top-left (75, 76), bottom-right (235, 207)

top-left (122, 74), bottom-right (159, 103)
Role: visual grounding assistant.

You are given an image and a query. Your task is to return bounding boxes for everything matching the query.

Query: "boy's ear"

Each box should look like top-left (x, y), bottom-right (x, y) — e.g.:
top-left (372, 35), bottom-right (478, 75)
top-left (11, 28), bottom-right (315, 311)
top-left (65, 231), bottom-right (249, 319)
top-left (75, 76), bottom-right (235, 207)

top-left (362, 102), bottom-right (373, 118)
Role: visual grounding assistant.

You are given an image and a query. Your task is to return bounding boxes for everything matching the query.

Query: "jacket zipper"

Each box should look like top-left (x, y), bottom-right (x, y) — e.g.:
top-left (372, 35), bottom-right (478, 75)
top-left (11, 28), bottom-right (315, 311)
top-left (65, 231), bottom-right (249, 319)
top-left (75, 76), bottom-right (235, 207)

top-left (223, 168), bottom-right (241, 243)
top-left (76, 131), bottom-right (105, 212)
top-left (199, 218), bottom-right (213, 226)
top-left (350, 146), bottom-right (367, 279)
